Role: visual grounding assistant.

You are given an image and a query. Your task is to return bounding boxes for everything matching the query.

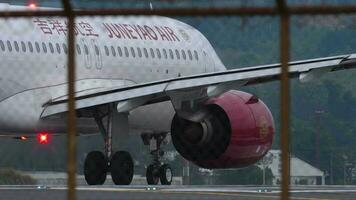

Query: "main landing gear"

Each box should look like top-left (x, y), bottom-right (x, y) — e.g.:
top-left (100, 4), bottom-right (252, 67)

top-left (141, 133), bottom-right (173, 185)
top-left (84, 107), bottom-right (134, 185)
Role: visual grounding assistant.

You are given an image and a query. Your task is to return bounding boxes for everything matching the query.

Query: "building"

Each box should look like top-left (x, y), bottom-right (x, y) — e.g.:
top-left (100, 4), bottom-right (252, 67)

top-left (263, 150), bottom-right (325, 185)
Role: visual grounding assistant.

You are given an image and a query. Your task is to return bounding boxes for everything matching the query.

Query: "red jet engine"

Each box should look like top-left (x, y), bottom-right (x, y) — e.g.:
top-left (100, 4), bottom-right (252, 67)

top-left (171, 90), bottom-right (275, 169)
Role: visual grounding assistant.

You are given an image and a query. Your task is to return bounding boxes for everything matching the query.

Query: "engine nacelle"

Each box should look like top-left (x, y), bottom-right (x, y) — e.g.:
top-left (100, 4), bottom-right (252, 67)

top-left (171, 90), bottom-right (274, 169)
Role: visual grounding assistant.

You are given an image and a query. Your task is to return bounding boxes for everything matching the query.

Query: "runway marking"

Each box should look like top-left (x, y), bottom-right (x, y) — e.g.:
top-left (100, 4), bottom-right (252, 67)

top-left (0, 185), bottom-right (351, 200)
top-left (70, 187), bottom-right (334, 200)
top-left (157, 191), bottom-right (333, 200)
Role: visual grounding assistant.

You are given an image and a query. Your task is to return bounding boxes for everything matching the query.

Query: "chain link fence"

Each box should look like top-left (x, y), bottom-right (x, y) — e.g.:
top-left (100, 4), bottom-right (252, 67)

top-left (0, 1), bottom-right (355, 200)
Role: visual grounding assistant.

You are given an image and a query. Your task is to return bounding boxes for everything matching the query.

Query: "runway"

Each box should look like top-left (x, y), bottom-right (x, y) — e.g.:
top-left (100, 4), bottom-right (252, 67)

top-left (0, 185), bottom-right (356, 200)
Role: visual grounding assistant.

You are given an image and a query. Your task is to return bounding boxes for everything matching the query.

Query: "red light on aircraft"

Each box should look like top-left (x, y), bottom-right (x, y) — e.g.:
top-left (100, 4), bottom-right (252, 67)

top-left (37, 133), bottom-right (49, 144)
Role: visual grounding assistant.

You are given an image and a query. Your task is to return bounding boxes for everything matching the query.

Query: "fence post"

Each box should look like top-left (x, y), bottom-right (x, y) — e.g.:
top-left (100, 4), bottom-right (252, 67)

top-left (61, 1), bottom-right (77, 200)
top-left (277, 0), bottom-right (290, 200)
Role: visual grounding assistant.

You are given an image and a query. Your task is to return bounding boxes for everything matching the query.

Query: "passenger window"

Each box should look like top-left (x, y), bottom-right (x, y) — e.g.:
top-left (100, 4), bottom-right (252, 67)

top-left (0, 40), bottom-right (5, 51)
top-left (49, 43), bottom-right (54, 53)
top-left (156, 48), bottom-right (161, 59)
top-left (188, 50), bottom-right (193, 60)
top-left (130, 47), bottom-right (135, 58)
top-left (84, 45), bottom-right (89, 55)
top-left (169, 49), bottom-right (174, 59)
top-left (95, 45), bottom-right (100, 55)
top-left (35, 42), bottom-right (40, 53)
top-left (28, 42), bottom-right (33, 53)
top-left (143, 48), bottom-right (148, 58)
top-left (181, 50), bottom-right (186, 60)
top-left (76, 44), bottom-right (81, 55)
top-left (21, 41), bottom-right (26, 52)
top-left (63, 44), bottom-right (68, 54)
top-left (56, 43), bottom-right (61, 54)
top-left (124, 47), bottom-right (129, 57)
top-left (117, 47), bottom-right (122, 57)
top-left (14, 41), bottom-right (19, 52)
top-left (104, 46), bottom-right (109, 56)
top-left (42, 42), bottom-right (47, 53)
top-left (7, 41), bottom-right (12, 52)
top-left (137, 47), bottom-right (142, 58)
top-left (111, 46), bottom-right (116, 57)
top-left (150, 48), bottom-right (155, 58)
top-left (175, 49), bottom-right (180, 59)
top-left (194, 50), bottom-right (199, 60)
top-left (163, 49), bottom-right (167, 59)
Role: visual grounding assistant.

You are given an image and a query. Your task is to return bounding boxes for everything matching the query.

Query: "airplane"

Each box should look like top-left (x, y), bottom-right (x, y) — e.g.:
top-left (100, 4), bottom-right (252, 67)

top-left (0, 3), bottom-right (355, 185)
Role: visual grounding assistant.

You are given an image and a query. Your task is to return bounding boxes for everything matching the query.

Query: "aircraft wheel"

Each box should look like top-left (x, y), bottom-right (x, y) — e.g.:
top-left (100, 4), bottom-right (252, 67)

top-left (110, 151), bottom-right (134, 185)
top-left (84, 151), bottom-right (108, 185)
top-left (159, 164), bottom-right (173, 185)
top-left (146, 164), bottom-right (159, 185)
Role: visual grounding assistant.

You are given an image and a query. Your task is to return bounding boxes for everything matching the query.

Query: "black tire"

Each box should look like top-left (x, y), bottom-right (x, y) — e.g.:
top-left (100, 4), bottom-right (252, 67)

top-left (146, 164), bottom-right (159, 185)
top-left (84, 151), bottom-right (108, 185)
top-left (159, 164), bottom-right (173, 185)
top-left (110, 151), bottom-right (134, 185)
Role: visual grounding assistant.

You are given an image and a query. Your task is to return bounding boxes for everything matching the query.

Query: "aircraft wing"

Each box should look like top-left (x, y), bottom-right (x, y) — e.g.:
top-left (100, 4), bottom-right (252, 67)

top-left (41, 53), bottom-right (356, 118)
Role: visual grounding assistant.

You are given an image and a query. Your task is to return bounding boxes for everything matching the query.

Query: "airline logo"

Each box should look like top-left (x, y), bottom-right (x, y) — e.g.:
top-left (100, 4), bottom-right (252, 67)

top-left (32, 18), bottom-right (181, 42)
top-left (103, 23), bottom-right (180, 42)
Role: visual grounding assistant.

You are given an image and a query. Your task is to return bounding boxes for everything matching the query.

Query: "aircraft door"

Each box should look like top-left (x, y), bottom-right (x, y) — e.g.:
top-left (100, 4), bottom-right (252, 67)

top-left (90, 39), bottom-right (102, 70)
top-left (203, 50), bottom-right (216, 72)
top-left (80, 38), bottom-right (92, 69)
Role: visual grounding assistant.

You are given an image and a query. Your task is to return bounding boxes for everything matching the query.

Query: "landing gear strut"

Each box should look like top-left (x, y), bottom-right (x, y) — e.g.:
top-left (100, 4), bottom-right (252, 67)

top-left (141, 133), bottom-right (173, 185)
top-left (84, 106), bottom-right (134, 185)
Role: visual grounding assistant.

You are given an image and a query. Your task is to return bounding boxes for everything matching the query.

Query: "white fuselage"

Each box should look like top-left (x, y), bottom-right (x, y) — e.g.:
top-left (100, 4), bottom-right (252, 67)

top-left (0, 9), bottom-right (226, 135)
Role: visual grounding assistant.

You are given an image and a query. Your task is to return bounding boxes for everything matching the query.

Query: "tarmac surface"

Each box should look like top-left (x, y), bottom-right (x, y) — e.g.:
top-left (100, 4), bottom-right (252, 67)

top-left (0, 185), bottom-right (355, 200)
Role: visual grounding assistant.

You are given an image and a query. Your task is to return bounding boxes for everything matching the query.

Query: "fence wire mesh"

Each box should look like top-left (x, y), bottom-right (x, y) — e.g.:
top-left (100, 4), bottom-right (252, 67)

top-left (0, 1), bottom-right (355, 200)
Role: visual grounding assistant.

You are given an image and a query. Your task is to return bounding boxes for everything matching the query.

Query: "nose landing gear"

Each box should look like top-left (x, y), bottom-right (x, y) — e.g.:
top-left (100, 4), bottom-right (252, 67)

top-left (141, 132), bottom-right (173, 185)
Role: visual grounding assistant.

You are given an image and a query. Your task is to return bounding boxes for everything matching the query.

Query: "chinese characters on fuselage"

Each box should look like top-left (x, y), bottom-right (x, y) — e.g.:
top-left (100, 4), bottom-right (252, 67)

top-left (33, 18), bottom-right (98, 37)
